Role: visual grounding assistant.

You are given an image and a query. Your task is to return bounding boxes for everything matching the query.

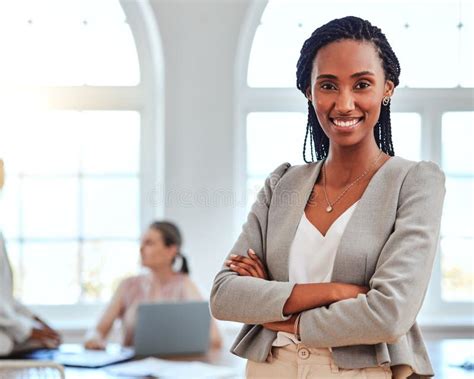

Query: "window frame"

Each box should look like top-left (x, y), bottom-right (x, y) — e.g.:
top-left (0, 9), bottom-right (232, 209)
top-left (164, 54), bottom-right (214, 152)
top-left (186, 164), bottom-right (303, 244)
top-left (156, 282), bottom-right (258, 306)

top-left (235, 0), bottom-right (474, 331)
top-left (2, 0), bottom-right (167, 323)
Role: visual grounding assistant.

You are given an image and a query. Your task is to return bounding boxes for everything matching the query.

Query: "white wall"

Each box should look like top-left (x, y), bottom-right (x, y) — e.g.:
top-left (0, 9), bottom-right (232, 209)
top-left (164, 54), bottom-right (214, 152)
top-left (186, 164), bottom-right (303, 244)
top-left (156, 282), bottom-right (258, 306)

top-left (149, 0), bottom-right (253, 295)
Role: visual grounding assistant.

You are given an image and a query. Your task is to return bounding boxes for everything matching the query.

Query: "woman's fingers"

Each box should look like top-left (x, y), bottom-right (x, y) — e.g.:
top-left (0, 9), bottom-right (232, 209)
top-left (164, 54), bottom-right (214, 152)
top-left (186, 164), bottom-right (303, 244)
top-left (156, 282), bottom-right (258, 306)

top-left (226, 257), bottom-right (259, 277)
top-left (247, 249), bottom-right (268, 278)
top-left (225, 251), bottom-right (267, 279)
top-left (227, 262), bottom-right (254, 277)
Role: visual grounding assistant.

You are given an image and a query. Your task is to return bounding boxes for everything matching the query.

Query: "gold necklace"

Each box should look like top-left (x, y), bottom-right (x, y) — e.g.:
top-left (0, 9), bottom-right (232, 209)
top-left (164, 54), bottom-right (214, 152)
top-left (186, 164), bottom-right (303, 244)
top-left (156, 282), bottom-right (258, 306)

top-left (322, 149), bottom-right (383, 213)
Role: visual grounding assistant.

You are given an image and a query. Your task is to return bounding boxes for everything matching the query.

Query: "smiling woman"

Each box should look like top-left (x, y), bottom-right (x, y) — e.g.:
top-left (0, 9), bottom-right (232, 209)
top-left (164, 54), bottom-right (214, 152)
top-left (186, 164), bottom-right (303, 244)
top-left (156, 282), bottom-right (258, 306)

top-left (211, 16), bottom-right (445, 379)
top-left (242, 0), bottom-right (472, 331)
top-left (305, 39), bottom-right (394, 161)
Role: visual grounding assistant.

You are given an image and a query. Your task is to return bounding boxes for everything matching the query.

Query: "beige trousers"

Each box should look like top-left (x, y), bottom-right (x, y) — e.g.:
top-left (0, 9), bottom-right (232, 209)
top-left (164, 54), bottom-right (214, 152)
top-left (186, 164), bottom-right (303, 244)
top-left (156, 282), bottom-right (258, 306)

top-left (246, 343), bottom-right (393, 379)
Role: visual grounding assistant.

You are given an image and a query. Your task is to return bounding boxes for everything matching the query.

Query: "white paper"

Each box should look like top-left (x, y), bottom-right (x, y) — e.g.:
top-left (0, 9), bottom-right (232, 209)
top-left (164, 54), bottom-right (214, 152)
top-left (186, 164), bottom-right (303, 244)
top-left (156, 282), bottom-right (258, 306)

top-left (105, 357), bottom-right (238, 378)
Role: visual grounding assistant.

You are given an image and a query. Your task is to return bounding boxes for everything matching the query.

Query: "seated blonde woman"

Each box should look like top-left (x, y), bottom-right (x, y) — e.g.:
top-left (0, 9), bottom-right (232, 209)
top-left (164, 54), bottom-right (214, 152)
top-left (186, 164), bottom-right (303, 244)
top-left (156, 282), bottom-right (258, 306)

top-left (84, 221), bottom-right (222, 350)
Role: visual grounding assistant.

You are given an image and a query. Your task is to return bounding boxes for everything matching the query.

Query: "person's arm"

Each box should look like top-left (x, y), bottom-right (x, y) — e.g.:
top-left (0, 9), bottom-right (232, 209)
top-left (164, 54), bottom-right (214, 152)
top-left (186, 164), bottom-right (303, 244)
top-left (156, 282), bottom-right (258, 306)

top-left (227, 251), bottom-right (369, 335)
top-left (84, 280), bottom-right (127, 350)
top-left (210, 163), bottom-right (297, 325)
top-left (1, 234), bottom-right (61, 347)
top-left (13, 300), bottom-right (35, 319)
top-left (294, 161), bottom-right (445, 347)
top-left (0, 310), bottom-right (34, 344)
top-left (0, 235), bottom-right (34, 344)
top-left (12, 300), bottom-right (61, 347)
top-left (0, 330), bottom-right (14, 356)
top-left (227, 252), bottom-right (369, 316)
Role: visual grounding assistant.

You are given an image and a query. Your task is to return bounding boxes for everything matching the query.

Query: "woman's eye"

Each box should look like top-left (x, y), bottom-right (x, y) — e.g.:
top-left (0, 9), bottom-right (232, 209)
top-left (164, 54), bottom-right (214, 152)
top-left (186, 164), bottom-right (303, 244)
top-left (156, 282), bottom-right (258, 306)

top-left (355, 82), bottom-right (370, 89)
top-left (320, 83), bottom-right (336, 90)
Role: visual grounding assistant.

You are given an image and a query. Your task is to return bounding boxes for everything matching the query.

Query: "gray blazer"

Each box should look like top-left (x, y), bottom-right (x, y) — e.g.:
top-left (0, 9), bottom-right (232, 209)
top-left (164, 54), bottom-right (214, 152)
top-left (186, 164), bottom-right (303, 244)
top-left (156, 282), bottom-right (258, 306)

top-left (210, 156), bottom-right (446, 378)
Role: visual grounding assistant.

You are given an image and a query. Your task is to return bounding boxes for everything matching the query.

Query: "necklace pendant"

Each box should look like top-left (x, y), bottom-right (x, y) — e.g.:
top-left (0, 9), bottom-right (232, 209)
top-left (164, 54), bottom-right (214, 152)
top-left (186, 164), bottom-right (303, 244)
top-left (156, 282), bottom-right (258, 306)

top-left (326, 205), bottom-right (333, 213)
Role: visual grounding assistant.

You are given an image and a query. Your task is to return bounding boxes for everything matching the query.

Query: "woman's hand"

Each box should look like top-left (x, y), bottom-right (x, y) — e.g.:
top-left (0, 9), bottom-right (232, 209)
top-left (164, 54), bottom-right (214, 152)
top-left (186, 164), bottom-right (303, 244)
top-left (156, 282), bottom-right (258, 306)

top-left (84, 337), bottom-right (106, 350)
top-left (225, 249), bottom-right (268, 280)
top-left (30, 326), bottom-right (61, 349)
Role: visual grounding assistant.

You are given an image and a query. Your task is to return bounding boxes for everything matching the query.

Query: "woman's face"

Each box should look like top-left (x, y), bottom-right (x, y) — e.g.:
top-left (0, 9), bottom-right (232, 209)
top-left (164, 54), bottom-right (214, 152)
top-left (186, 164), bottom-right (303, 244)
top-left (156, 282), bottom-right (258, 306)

top-left (306, 39), bottom-right (394, 150)
top-left (140, 228), bottom-right (177, 269)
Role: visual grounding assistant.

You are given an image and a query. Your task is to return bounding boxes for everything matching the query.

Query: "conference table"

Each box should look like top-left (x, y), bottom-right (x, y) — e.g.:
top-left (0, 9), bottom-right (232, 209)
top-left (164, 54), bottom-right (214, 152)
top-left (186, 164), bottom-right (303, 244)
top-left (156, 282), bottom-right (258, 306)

top-left (62, 338), bottom-right (474, 379)
top-left (3, 337), bottom-right (472, 378)
top-left (63, 344), bottom-right (246, 379)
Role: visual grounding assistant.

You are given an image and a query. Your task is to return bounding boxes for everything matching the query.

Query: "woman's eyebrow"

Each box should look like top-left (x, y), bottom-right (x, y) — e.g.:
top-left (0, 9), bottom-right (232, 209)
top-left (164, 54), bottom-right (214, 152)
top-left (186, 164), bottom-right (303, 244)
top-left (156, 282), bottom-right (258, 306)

top-left (316, 71), bottom-right (376, 80)
top-left (351, 70), bottom-right (375, 78)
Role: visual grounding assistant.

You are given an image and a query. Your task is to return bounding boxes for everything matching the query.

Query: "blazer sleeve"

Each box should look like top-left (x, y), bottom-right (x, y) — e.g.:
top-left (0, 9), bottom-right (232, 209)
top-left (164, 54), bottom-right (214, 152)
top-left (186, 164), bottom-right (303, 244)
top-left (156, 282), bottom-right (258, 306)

top-left (210, 162), bottom-right (296, 324)
top-left (298, 161), bottom-right (446, 347)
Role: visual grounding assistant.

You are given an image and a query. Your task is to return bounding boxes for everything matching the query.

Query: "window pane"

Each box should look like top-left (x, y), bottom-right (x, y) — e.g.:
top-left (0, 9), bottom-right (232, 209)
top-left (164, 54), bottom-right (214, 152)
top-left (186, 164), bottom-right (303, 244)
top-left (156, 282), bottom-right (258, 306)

top-left (0, 110), bottom-right (81, 176)
top-left (441, 238), bottom-right (474, 302)
top-left (82, 240), bottom-right (139, 302)
top-left (1, 106), bottom-right (141, 304)
top-left (8, 111), bottom-right (81, 176)
top-left (82, 24), bottom-right (140, 86)
top-left (391, 113), bottom-right (421, 161)
top-left (0, 176), bottom-right (21, 240)
top-left (248, 18), bottom-right (307, 88)
top-left (81, 111), bottom-right (140, 175)
top-left (440, 116), bottom-right (473, 304)
top-left (441, 178), bottom-right (474, 238)
top-left (22, 242), bottom-right (80, 304)
top-left (22, 178), bottom-right (79, 239)
top-left (82, 178), bottom-right (139, 239)
top-left (0, 110), bottom-right (140, 176)
top-left (0, 14), bottom-right (83, 85)
top-left (247, 112), bottom-right (306, 177)
top-left (442, 112), bottom-right (474, 175)
top-left (248, 0), bottom-right (473, 88)
top-left (0, 0), bottom-right (139, 86)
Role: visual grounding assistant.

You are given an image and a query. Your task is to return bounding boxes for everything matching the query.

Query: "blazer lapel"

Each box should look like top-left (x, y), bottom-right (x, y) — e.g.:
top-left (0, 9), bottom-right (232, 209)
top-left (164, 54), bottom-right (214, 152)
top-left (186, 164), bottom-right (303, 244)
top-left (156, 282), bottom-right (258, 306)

top-left (266, 161), bottom-right (323, 281)
top-left (330, 156), bottom-right (399, 283)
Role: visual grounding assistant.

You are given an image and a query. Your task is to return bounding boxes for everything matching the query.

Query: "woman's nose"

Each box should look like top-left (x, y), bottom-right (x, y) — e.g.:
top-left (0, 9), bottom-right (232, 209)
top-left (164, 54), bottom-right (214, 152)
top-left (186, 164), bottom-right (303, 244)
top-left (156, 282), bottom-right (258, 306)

top-left (334, 89), bottom-right (355, 113)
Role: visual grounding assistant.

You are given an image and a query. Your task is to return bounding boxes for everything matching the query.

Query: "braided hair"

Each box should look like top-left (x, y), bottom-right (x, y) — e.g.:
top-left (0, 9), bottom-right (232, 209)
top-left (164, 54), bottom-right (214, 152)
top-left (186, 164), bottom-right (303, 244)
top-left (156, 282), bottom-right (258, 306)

top-left (296, 16), bottom-right (401, 162)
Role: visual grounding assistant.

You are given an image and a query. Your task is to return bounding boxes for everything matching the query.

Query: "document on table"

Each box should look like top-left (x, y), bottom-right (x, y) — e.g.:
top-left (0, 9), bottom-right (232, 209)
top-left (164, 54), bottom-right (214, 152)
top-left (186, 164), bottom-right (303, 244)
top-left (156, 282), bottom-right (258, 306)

top-left (105, 357), bottom-right (238, 378)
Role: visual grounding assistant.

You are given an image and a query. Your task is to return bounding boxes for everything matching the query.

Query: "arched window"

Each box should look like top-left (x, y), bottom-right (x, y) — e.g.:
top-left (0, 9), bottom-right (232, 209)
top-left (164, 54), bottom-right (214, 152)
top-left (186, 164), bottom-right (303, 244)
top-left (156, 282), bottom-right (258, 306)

top-left (238, 0), bottom-right (473, 320)
top-left (0, 0), bottom-right (164, 308)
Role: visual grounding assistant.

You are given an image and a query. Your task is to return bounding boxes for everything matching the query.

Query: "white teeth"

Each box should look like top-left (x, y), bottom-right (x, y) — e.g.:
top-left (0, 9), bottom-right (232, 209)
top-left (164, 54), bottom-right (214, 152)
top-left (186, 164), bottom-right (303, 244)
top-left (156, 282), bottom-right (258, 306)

top-left (332, 118), bottom-right (361, 128)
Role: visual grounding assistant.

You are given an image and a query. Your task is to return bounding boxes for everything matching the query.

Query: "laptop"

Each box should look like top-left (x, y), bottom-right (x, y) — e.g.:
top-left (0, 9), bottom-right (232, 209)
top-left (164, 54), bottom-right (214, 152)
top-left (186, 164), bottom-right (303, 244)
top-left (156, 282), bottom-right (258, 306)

top-left (134, 301), bottom-right (211, 356)
top-left (53, 301), bottom-right (211, 368)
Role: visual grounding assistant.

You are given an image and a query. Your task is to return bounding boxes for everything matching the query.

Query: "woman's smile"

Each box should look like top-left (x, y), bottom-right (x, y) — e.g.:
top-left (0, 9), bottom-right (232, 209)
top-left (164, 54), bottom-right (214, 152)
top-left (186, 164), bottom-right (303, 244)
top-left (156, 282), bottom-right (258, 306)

top-left (329, 116), bottom-right (364, 131)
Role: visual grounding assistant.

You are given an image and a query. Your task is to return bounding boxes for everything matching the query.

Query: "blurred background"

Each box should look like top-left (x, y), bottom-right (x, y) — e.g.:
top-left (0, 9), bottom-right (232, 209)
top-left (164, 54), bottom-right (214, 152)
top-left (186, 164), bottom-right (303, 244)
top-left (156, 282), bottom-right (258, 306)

top-left (0, 0), bottom-right (472, 372)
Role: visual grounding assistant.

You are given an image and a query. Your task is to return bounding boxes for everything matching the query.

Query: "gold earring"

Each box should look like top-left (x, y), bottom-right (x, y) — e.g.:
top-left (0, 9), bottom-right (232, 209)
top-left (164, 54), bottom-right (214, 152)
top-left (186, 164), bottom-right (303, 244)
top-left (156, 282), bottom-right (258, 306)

top-left (382, 96), bottom-right (391, 106)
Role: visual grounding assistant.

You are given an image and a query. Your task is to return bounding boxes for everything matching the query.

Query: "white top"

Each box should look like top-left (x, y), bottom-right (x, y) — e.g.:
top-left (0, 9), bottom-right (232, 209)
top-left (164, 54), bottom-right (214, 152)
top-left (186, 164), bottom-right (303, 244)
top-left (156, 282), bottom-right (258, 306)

top-left (272, 201), bottom-right (359, 348)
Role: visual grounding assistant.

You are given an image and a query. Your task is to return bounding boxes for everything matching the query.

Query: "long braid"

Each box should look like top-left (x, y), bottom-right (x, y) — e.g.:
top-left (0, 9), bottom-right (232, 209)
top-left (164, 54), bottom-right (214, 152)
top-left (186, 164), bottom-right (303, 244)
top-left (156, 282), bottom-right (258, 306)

top-left (379, 102), bottom-right (395, 156)
top-left (296, 16), bottom-right (401, 161)
top-left (303, 102), bottom-right (314, 163)
top-left (308, 101), bottom-right (329, 161)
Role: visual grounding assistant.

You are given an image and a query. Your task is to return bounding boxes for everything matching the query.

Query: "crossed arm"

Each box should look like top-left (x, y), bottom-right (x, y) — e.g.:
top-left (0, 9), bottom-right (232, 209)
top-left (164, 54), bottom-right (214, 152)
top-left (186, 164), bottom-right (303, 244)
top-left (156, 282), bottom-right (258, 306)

top-left (225, 249), bottom-right (367, 334)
